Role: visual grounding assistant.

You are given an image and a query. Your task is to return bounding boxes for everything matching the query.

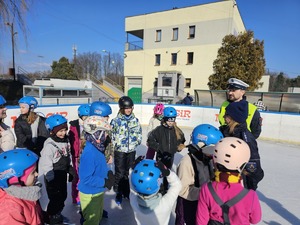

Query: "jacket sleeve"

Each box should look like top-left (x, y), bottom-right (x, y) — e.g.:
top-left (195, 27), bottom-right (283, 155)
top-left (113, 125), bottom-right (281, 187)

top-left (196, 183), bottom-right (210, 225)
top-left (39, 143), bottom-right (55, 176)
top-left (161, 171), bottom-right (182, 208)
top-left (250, 110), bottom-right (262, 139)
top-left (0, 129), bottom-right (15, 151)
top-left (14, 119), bottom-right (28, 148)
top-left (69, 125), bottom-right (80, 158)
top-left (177, 156), bottom-right (200, 201)
top-left (147, 127), bottom-right (160, 151)
top-left (249, 191), bottom-right (262, 224)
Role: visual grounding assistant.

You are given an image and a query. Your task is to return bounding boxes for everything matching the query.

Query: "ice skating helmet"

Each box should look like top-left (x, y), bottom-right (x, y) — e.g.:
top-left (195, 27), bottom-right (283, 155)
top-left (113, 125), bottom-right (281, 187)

top-left (78, 104), bottom-right (90, 117)
top-left (191, 124), bottom-right (224, 146)
top-left (83, 115), bottom-right (111, 134)
top-left (0, 149), bottom-right (38, 188)
top-left (153, 103), bottom-right (164, 115)
top-left (45, 114), bottom-right (67, 131)
top-left (163, 107), bottom-right (177, 118)
top-left (131, 159), bottom-right (162, 195)
top-left (213, 137), bottom-right (250, 172)
top-left (90, 101), bottom-right (112, 117)
top-left (18, 96), bottom-right (38, 109)
top-left (118, 96), bottom-right (134, 109)
top-left (0, 95), bottom-right (6, 105)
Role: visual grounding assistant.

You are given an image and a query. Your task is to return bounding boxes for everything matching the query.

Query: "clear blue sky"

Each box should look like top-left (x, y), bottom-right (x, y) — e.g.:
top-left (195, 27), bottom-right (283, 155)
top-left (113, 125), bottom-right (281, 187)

top-left (1, 0), bottom-right (299, 77)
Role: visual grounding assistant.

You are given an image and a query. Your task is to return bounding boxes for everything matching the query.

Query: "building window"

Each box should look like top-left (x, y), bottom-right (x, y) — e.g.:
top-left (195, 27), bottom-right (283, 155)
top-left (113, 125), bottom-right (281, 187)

top-left (189, 25), bottom-right (195, 39)
top-left (162, 77), bottom-right (172, 87)
top-left (172, 28), bottom-right (178, 41)
top-left (171, 53), bottom-right (177, 65)
top-left (187, 52), bottom-right (194, 64)
top-left (156, 30), bottom-right (161, 42)
top-left (155, 54), bottom-right (161, 66)
top-left (185, 78), bottom-right (191, 88)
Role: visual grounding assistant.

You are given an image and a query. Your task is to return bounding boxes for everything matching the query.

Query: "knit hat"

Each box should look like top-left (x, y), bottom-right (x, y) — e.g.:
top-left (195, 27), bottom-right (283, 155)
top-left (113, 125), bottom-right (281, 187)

top-left (52, 122), bottom-right (68, 134)
top-left (225, 101), bottom-right (248, 123)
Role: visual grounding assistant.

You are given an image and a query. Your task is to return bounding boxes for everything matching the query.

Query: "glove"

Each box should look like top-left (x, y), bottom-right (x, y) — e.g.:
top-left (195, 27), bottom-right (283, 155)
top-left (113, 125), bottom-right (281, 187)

top-left (104, 170), bottom-right (115, 190)
top-left (68, 166), bottom-right (76, 182)
top-left (177, 144), bottom-right (186, 152)
top-left (155, 161), bottom-right (170, 177)
top-left (45, 170), bottom-right (54, 182)
top-left (132, 155), bottom-right (145, 169)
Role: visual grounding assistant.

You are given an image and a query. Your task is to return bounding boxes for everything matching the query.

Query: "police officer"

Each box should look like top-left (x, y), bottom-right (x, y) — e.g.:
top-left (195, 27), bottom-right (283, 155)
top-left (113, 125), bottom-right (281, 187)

top-left (218, 78), bottom-right (262, 139)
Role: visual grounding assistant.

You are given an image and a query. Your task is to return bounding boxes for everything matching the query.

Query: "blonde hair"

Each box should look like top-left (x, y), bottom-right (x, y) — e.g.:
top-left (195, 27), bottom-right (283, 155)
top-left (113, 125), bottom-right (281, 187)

top-left (27, 112), bottom-right (38, 125)
top-left (174, 123), bottom-right (184, 140)
top-left (227, 119), bottom-right (239, 134)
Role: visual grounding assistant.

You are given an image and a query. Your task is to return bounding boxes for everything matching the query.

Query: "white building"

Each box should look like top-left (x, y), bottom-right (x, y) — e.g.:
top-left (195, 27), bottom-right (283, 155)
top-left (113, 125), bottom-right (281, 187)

top-left (124, 0), bottom-right (245, 103)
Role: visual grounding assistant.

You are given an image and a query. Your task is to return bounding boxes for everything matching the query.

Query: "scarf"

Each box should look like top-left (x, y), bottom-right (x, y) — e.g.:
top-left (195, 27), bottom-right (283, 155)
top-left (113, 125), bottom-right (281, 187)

top-left (84, 130), bottom-right (106, 153)
top-left (214, 170), bottom-right (242, 184)
top-left (137, 193), bottom-right (162, 212)
top-left (4, 185), bottom-right (42, 201)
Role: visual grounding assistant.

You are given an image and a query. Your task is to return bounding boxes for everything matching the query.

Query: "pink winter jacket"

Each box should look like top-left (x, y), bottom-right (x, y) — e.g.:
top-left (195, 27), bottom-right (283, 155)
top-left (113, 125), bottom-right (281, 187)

top-left (196, 181), bottom-right (262, 225)
top-left (0, 188), bottom-right (43, 225)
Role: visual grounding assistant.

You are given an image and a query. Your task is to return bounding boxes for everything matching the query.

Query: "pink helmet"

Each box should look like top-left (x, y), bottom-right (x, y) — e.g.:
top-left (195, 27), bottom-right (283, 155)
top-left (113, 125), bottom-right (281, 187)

top-left (153, 103), bottom-right (164, 115)
top-left (213, 137), bottom-right (250, 172)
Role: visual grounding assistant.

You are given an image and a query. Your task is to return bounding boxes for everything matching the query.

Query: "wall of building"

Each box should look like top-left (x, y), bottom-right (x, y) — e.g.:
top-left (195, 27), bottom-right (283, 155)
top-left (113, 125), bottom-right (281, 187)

top-left (5, 103), bottom-right (300, 145)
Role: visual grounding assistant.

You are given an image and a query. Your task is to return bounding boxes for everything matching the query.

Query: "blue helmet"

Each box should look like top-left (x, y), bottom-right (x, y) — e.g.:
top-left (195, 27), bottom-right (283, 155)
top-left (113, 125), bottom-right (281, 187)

top-left (0, 95), bottom-right (6, 105)
top-left (18, 96), bottom-right (38, 109)
top-left (191, 124), bottom-right (224, 146)
top-left (131, 159), bottom-right (162, 195)
top-left (163, 106), bottom-right (177, 118)
top-left (45, 114), bottom-right (67, 131)
top-left (0, 149), bottom-right (38, 188)
top-left (90, 101), bottom-right (112, 117)
top-left (78, 104), bottom-right (90, 117)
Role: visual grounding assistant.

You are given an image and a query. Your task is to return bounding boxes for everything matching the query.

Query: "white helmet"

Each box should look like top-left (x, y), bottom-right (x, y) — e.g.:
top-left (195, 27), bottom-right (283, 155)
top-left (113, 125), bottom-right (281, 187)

top-left (83, 116), bottom-right (111, 134)
top-left (213, 137), bottom-right (250, 172)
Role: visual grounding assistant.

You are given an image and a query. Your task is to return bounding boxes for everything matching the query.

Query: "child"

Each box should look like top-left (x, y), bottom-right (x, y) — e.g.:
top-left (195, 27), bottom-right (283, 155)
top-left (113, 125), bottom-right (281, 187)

top-left (145, 103), bottom-right (164, 159)
top-left (110, 96), bottom-right (142, 205)
top-left (130, 158), bottom-right (182, 225)
top-left (175, 124), bottom-right (223, 225)
top-left (68, 104), bottom-right (90, 205)
top-left (147, 106), bottom-right (185, 194)
top-left (0, 95), bottom-right (15, 152)
top-left (78, 115), bottom-right (115, 225)
top-left (14, 96), bottom-right (49, 156)
top-left (219, 100), bottom-right (264, 190)
top-left (0, 149), bottom-right (43, 225)
top-left (39, 114), bottom-right (74, 224)
top-left (196, 137), bottom-right (262, 225)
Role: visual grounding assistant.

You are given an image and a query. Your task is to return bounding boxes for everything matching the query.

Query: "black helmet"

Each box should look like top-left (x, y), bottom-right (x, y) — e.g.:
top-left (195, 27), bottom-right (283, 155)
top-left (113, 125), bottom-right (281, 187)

top-left (118, 96), bottom-right (134, 109)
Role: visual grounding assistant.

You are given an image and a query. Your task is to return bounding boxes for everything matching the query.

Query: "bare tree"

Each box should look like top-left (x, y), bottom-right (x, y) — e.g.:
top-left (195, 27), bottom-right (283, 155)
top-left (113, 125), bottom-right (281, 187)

top-left (74, 52), bottom-right (102, 80)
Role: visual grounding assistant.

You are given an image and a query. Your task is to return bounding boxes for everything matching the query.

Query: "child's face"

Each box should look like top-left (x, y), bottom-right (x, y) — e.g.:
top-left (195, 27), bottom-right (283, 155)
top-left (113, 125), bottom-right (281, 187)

top-left (56, 128), bottom-right (67, 139)
top-left (124, 107), bottom-right (133, 116)
top-left (25, 166), bottom-right (38, 186)
top-left (166, 121), bottom-right (175, 127)
top-left (81, 115), bottom-right (88, 121)
top-left (19, 104), bottom-right (29, 114)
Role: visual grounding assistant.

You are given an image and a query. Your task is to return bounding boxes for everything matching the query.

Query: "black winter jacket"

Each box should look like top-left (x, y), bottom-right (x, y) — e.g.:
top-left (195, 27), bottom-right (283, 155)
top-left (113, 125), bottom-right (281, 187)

top-left (147, 124), bottom-right (185, 155)
top-left (14, 115), bottom-right (49, 156)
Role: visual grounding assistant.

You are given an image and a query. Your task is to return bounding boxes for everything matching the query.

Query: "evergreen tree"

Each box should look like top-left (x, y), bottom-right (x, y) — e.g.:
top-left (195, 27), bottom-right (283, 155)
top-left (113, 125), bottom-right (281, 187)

top-left (49, 57), bottom-right (76, 79)
top-left (208, 30), bottom-right (265, 91)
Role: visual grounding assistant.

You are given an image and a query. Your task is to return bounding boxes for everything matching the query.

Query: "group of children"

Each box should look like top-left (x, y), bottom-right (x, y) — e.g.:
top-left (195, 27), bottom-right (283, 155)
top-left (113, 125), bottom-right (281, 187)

top-left (0, 94), bottom-right (263, 225)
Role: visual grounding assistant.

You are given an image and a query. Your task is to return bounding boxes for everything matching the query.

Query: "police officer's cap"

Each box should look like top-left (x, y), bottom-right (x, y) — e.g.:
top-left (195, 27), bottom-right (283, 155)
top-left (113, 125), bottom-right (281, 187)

top-left (227, 78), bottom-right (249, 90)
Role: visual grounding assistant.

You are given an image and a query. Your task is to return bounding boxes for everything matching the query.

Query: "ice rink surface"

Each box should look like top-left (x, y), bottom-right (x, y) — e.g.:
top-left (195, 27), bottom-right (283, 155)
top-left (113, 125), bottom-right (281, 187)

top-left (39, 126), bottom-right (300, 225)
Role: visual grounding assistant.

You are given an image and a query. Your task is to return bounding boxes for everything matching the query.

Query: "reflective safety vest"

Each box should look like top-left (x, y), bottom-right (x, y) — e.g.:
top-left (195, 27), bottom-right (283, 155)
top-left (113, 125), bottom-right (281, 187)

top-left (218, 101), bottom-right (257, 132)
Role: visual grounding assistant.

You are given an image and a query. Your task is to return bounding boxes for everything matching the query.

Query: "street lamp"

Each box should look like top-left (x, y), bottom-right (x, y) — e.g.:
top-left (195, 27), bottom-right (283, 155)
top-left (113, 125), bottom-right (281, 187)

top-left (102, 49), bottom-right (111, 76)
top-left (6, 22), bottom-right (17, 81)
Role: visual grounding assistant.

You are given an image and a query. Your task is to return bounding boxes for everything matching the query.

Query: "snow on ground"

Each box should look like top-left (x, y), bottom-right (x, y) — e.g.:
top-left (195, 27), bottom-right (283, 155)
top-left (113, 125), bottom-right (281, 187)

top-left (39, 126), bottom-right (300, 225)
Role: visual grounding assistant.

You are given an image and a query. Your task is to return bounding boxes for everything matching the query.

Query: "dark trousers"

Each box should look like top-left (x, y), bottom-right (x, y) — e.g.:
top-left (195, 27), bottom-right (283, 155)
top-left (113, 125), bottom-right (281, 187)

top-left (175, 196), bottom-right (198, 225)
top-left (44, 170), bottom-right (68, 215)
top-left (244, 160), bottom-right (264, 190)
top-left (114, 151), bottom-right (136, 197)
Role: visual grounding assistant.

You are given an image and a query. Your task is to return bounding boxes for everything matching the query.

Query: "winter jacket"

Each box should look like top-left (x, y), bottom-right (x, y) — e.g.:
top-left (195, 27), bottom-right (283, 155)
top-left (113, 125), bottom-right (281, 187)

top-left (219, 122), bottom-right (260, 160)
top-left (0, 186), bottom-right (43, 225)
top-left (110, 112), bottom-right (142, 153)
top-left (69, 119), bottom-right (82, 159)
top-left (78, 141), bottom-right (108, 194)
top-left (14, 115), bottom-right (49, 156)
top-left (130, 171), bottom-right (182, 225)
top-left (147, 124), bottom-right (185, 155)
top-left (147, 117), bottom-right (162, 137)
top-left (39, 137), bottom-right (72, 181)
top-left (177, 147), bottom-right (214, 201)
top-left (196, 181), bottom-right (262, 225)
top-left (0, 122), bottom-right (15, 152)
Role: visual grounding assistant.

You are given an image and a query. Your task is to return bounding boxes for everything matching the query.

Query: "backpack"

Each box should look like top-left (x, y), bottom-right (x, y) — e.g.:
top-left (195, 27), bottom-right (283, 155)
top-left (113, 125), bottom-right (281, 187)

top-left (207, 182), bottom-right (249, 225)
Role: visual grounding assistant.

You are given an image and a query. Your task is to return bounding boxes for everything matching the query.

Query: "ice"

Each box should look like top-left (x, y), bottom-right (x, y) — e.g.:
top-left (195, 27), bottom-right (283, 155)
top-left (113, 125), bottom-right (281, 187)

top-left (39, 126), bottom-right (300, 225)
